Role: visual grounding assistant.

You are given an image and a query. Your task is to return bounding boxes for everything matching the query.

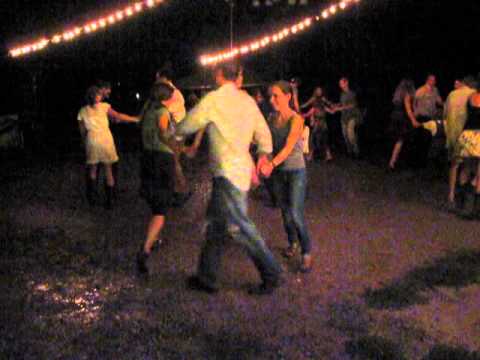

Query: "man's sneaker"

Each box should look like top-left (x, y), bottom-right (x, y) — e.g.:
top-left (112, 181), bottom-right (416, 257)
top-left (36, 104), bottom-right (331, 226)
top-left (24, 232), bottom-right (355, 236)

top-left (186, 276), bottom-right (218, 294)
top-left (248, 277), bottom-right (284, 296)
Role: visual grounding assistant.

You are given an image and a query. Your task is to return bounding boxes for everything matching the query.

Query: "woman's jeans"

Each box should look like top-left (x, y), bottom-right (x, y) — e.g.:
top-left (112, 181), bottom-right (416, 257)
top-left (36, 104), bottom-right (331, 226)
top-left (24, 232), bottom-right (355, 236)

top-left (197, 177), bottom-right (283, 287)
top-left (273, 168), bottom-right (312, 255)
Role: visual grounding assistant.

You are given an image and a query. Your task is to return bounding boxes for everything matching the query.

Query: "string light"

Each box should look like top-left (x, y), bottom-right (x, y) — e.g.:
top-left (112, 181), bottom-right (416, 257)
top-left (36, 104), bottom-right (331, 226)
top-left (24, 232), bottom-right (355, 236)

top-left (199, 0), bottom-right (360, 66)
top-left (8, 0), bottom-right (165, 58)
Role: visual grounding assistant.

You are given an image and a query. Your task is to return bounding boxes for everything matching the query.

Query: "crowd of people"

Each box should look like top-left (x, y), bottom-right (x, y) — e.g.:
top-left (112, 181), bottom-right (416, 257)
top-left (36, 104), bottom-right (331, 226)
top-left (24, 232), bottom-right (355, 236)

top-left (385, 73), bottom-right (480, 219)
top-left (76, 63), bottom-right (480, 296)
top-left (250, 75), bottom-right (364, 164)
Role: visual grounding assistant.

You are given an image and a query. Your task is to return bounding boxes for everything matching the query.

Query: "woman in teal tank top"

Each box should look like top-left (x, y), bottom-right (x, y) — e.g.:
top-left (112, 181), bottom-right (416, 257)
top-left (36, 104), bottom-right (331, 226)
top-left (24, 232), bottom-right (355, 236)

top-left (260, 80), bottom-right (313, 273)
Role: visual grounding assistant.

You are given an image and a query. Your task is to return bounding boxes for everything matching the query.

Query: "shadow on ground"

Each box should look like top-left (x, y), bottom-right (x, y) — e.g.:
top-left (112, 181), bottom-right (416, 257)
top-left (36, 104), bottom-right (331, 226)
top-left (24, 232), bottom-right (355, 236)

top-left (345, 338), bottom-right (480, 360)
top-left (422, 344), bottom-right (480, 360)
top-left (345, 335), bottom-right (406, 360)
top-left (364, 249), bottom-right (480, 309)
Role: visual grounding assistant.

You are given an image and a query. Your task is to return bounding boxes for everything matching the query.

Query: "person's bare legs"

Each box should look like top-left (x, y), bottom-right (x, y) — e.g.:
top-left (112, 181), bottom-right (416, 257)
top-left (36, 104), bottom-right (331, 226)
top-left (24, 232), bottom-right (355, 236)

top-left (85, 164), bottom-right (99, 205)
top-left (448, 160), bottom-right (460, 203)
top-left (459, 162), bottom-right (471, 186)
top-left (325, 146), bottom-right (333, 161)
top-left (104, 164), bottom-right (116, 209)
top-left (104, 164), bottom-right (115, 187)
top-left (388, 140), bottom-right (403, 169)
top-left (89, 164), bottom-right (98, 181)
top-left (475, 160), bottom-right (480, 215)
top-left (458, 160), bottom-right (478, 217)
top-left (137, 215), bottom-right (165, 275)
top-left (474, 160), bottom-right (480, 193)
top-left (144, 215), bottom-right (165, 254)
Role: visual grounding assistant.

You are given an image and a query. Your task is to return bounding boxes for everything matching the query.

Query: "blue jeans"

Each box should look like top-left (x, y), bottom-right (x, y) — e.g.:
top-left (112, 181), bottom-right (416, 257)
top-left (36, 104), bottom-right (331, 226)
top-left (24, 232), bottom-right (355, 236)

top-left (197, 177), bottom-right (282, 287)
top-left (273, 168), bottom-right (312, 255)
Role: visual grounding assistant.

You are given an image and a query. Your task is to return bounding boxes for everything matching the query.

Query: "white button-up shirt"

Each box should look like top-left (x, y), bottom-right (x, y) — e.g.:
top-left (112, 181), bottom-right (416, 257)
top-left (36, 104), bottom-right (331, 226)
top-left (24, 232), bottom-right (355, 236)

top-left (176, 83), bottom-right (272, 191)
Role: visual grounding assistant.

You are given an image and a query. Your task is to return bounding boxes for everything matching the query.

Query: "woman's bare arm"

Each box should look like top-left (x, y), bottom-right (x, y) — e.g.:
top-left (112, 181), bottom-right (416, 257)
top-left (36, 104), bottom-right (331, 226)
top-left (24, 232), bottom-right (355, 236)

top-left (404, 94), bottom-right (419, 128)
top-left (271, 114), bottom-right (304, 167)
top-left (108, 108), bottom-right (139, 123)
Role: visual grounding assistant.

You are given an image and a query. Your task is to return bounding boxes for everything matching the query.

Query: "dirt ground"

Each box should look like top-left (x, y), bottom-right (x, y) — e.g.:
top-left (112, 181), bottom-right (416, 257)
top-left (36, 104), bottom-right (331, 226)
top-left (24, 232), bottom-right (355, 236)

top-left (1, 149), bottom-right (480, 359)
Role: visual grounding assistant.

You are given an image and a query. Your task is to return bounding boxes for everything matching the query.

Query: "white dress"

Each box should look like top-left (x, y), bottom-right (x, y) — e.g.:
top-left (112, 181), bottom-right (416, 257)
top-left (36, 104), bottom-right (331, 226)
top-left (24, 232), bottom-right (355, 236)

top-left (77, 102), bottom-right (119, 164)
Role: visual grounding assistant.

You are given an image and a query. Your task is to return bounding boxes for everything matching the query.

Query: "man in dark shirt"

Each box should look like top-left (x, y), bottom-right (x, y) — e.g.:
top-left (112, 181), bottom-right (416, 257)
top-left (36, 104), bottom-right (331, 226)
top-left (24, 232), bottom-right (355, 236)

top-left (333, 77), bottom-right (362, 157)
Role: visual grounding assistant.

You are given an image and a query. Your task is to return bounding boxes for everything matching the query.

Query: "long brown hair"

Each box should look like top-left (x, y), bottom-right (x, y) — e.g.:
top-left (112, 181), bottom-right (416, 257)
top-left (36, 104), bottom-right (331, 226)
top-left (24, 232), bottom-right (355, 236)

top-left (140, 82), bottom-right (175, 120)
top-left (270, 80), bottom-right (295, 109)
top-left (85, 86), bottom-right (100, 106)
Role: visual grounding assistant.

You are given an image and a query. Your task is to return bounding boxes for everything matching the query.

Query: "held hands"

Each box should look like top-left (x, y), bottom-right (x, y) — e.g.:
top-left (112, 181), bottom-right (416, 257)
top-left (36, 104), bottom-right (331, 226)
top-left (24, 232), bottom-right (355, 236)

top-left (330, 105), bottom-right (341, 113)
top-left (260, 161), bottom-right (274, 178)
top-left (251, 167), bottom-right (260, 189)
top-left (183, 145), bottom-right (198, 159)
top-left (251, 155), bottom-right (276, 188)
top-left (325, 106), bottom-right (336, 114)
top-left (412, 119), bottom-right (421, 128)
top-left (169, 140), bottom-right (183, 155)
top-left (257, 155), bottom-right (274, 178)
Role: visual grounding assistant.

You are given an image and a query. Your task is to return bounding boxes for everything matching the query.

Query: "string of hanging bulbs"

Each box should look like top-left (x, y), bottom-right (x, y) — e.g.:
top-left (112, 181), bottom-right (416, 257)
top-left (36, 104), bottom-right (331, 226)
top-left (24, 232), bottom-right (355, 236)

top-left (9, 0), bottom-right (360, 62)
top-left (8, 0), bottom-right (165, 58)
top-left (199, 0), bottom-right (360, 66)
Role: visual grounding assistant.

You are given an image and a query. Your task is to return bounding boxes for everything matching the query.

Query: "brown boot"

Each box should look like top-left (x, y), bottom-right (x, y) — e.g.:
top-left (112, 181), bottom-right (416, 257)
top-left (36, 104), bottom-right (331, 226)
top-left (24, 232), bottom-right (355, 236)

top-left (300, 254), bottom-right (313, 273)
top-left (105, 184), bottom-right (115, 210)
top-left (86, 177), bottom-right (98, 206)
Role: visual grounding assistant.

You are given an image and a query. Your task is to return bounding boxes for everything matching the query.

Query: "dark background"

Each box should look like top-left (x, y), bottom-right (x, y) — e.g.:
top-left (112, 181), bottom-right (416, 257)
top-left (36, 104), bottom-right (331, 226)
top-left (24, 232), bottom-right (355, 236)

top-left (0, 0), bottom-right (478, 154)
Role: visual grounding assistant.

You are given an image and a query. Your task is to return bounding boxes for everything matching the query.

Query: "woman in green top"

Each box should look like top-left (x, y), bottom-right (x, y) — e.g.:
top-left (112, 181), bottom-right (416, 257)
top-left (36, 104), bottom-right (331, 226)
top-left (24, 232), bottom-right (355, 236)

top-left (137, 82), bottom-right (180, 275)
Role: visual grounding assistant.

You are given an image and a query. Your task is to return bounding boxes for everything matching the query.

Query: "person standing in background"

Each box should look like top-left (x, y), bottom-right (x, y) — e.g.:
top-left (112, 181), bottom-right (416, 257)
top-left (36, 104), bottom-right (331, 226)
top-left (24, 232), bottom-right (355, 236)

top-left (77, 86), bottom-right (138, 209)
top-left (333, 77), bottom-right (362, 158)
top-left (387, 79), bottom-right (420, 171)
top-left (301, 86), bottom-right (335, 162)
top-left (412, 74), bottom-right (443, 168)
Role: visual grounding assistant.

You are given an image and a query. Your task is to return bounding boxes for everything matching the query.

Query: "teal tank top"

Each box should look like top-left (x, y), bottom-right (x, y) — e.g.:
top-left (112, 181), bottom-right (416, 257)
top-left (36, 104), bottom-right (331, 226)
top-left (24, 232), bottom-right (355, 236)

top-left (268, 113), bottom-right (305, 170)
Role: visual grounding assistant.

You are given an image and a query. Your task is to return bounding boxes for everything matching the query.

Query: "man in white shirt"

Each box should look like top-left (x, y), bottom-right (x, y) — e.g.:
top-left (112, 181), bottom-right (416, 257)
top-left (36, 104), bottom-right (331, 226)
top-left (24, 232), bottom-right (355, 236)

top-left (176, 63), bottom-right (283, 295)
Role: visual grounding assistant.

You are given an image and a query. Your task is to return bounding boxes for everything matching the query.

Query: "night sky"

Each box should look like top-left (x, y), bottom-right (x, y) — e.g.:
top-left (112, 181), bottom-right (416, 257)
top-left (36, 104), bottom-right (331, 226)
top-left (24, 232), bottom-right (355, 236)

top-left (0, 0), bottom-right (479, 148)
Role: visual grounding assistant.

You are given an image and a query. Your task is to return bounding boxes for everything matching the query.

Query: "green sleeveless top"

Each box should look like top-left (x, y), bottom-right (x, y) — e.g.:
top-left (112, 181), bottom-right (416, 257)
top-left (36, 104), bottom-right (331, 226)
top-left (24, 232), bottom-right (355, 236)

top-left (141, 105), bottom-right (174, 154)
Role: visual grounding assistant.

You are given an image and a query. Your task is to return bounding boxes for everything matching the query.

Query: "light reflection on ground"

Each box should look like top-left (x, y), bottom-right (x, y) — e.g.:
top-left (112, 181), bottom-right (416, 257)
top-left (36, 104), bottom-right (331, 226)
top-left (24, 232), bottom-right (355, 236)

top-left (28, 278), bottom-right (135, 325)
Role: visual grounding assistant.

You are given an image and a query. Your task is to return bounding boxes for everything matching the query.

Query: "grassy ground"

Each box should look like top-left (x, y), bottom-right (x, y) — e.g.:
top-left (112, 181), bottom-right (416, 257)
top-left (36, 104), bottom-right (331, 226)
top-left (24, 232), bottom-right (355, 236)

top-left (1, 149), bottom-right (480, 359)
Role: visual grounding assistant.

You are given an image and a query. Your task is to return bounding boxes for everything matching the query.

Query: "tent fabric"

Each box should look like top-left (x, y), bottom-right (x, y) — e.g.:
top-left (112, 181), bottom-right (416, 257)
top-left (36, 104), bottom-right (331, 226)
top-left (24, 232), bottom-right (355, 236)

top-left (176, 69), bottom-right (269, 90)
top-left (0, 114), bottom-right (23, 149)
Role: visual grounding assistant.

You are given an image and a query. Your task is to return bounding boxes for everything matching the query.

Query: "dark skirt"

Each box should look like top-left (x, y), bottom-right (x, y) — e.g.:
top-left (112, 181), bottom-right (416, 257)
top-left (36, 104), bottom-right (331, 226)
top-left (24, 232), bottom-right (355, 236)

top-left (389, 106), bottom-right (412, 139)
top-left (140, 150), bottom-right (175, 215)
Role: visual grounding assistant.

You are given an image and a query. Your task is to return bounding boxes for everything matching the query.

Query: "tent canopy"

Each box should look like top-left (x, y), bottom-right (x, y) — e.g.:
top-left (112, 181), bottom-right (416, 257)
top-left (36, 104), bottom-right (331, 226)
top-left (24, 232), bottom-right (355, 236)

top-left (176, 68), bottom-right (270, 91)
top-left (0, 114), bottom-right (23, 149)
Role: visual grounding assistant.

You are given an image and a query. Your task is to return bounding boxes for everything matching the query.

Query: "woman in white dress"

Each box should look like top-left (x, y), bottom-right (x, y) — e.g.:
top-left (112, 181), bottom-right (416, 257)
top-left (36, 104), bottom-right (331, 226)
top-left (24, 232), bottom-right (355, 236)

top-left (78, 86), bottom-right (138, 208)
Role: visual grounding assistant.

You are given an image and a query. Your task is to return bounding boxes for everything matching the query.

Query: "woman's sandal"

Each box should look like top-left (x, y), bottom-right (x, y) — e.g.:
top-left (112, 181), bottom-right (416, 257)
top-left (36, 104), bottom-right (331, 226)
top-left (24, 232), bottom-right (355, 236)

top-left (282, 244), bottom-right (298, 259)
top-left (300, 254), bottom-right (313, 273)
